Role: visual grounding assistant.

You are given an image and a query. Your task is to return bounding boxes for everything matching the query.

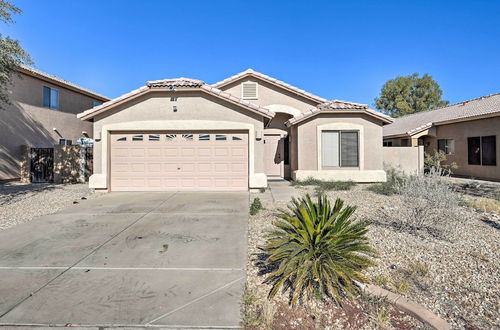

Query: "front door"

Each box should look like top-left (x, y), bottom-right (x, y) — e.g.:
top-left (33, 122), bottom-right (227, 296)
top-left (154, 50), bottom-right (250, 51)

top-left (264, 134), bottom-right (284, 177)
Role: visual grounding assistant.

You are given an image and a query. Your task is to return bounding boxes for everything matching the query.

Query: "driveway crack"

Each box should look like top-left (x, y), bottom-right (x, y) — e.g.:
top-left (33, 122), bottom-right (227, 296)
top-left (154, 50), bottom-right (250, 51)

top-left (146, 276), bottom-right (244, 325)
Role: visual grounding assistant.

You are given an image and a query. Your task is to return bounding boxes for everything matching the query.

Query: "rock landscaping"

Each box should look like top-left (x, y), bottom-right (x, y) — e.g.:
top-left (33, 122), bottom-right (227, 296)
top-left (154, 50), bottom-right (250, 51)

top-left (0, 182), bottom-right (96, 230)
top-left (247, 181), bottom-right (500, 329)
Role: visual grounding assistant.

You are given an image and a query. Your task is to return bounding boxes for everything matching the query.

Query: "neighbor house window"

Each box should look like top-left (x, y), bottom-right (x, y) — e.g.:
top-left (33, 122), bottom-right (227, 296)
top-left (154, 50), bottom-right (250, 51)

top-left (241, 82), bottom-right (258, 99)
top-left (92, 101), bottom-right (102, 107)
top-left (43, 86), bottom-right (59, 109)
top-left (383, 141), bottom-right (393, 147)
top-left (468, 136), bottom-right (496, 166)
top-left (438, 139), bottom-right (455, 155)
top-left (59, 139), bottom-right (72, 145)
top-left (322, 131), bottom-right (359, 168)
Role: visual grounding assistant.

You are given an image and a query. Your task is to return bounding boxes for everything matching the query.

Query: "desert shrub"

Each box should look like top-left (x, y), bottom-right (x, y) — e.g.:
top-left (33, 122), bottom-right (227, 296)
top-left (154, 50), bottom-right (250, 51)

top-left (292, 177), bottom-right (356, 194)
top-left (393, 167), bottom-right (464, 237)
top-left (368, 166), bottom-right (406, 196)
top-left (261, 194), bottom-right (376, 305)
top-left (250, 197), bottom-right (263, 215)
top-left (424, 150), bottom-right (458, 175)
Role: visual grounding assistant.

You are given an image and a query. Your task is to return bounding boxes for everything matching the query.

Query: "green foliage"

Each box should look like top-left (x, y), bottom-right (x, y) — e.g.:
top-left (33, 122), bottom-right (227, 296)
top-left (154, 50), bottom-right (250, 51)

top-left (250, 197), bottom-right (263, 215)
top-left (0, 0), bottom-right (32, 107)
top-left (262, 194), bottom-right (376, 305)
top-left (424, 150), bottom-right (458, 175)
top-left (367, 166), bottom-right (406, 196)
top-left (292, 177), bottom-right (356, 193)
top-left (375, 73), bottom-right (449, 117)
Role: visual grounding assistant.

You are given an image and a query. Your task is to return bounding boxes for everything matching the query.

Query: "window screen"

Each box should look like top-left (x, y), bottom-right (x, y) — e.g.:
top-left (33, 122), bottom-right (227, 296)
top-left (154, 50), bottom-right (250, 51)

top-left (468, 137), bottom-right (481, 165)
top-left (481, 136), bottom-right (496, 166)
top-left (340, 131), bottom-right (359, 167)
top-left (43, 87), bottom-right (51, 108)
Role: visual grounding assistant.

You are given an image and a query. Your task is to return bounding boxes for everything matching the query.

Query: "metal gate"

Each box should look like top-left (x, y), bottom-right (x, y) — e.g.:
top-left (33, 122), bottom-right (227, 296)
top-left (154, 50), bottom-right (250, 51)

top-left (30, 148), bottom-right (54, 183)
top-left (83, 147), bottom-right (93, 181)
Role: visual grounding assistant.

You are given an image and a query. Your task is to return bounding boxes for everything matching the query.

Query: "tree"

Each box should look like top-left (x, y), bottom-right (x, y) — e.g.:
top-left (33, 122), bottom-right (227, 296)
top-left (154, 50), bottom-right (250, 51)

top-left (0, 0), bottom-right (32, 107)
top-left (375, 73), bottom-right (449, 117)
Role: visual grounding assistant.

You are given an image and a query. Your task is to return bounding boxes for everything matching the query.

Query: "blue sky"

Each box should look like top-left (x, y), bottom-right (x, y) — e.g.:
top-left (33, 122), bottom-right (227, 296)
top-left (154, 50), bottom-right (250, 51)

top-left (2, 0), bottom-right (499, 106)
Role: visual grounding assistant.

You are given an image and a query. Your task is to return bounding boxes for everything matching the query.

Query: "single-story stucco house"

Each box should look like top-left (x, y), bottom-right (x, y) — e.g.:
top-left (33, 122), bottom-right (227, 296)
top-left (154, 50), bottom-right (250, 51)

top-left (78, 69), bottom-right (393, 191)
top-left (384, 93), bottom-right (499, 181)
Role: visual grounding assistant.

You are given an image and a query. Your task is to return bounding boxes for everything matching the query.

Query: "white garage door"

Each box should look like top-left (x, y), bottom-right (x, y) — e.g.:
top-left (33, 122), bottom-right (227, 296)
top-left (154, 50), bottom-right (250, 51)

top-left (110, 132), bottom-right (248, 191)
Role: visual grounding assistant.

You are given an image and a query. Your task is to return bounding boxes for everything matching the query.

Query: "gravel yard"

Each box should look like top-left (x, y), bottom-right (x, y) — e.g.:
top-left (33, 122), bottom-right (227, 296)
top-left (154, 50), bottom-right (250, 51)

top-left (0, 182), bottom-right (97, 230)
top-left (248, 184), bottom-right (500, 329)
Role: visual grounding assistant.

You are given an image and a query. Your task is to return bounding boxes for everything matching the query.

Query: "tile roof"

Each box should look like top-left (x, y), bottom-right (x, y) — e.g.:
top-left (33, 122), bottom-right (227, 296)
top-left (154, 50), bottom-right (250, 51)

top-left (383, 93), bottom-right (500, 137)
top-left (318, 99), bottom-right (371, 110)
top-left (286, 100), bottom-right (393, 126)
top-left (212, 69), bottom-right (327, 103)
top-left (18, 65), bottom-right (109, 101)
top-left (147, 78), bottom-right (205, 88)
top-left (78, 78), bottom-right (275, 120)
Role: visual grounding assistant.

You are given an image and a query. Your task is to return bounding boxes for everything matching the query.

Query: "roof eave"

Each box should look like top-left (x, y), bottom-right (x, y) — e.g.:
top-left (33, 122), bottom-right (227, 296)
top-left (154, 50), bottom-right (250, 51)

top-left (78, 86), bottom-right (275, 121)
top-left (212, 71), bottom-right (327, 104)
top-left (18, 66), bottom-right (109, 101)
top-left (286, 109), bottom-right (393, 127)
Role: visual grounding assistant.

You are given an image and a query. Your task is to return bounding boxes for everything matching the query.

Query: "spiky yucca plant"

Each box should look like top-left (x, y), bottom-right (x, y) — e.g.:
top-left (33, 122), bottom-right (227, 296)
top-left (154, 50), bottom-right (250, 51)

top-left (262, 194), bottom-right (376, 305)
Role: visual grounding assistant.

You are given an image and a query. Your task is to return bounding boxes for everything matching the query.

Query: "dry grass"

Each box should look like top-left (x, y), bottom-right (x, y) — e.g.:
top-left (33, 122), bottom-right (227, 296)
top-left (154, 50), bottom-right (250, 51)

top-left (241, 285), bottom-right (276, 329)
top-left (367, 296), bottom-right (391, 328)
top-left (390, 278), bottom-right (411, 294)
top-left (372, 275), bottom-right (389, 287)
top-left (466, 198), bottom-right (500, 214)
top-left (407, 262), bottom-right (430, 277)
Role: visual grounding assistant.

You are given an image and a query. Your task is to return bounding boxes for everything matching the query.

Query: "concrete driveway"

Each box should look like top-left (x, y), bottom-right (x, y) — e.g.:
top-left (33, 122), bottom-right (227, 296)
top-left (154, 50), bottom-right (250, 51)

top-left (0, 192), bottom-right (248, 329)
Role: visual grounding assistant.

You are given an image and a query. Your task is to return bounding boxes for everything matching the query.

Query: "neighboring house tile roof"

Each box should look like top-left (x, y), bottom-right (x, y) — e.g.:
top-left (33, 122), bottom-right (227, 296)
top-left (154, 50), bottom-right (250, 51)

top-left (285, 100), bottom-right (394, 126)
top-left (18, 65), bottom-right (109, 101)
top-left (78, 78), bottom-right (275, 120)
top-left (212, 69), bottom-right (327, 103)
top-left (383, 93), bottom-right (500, 137)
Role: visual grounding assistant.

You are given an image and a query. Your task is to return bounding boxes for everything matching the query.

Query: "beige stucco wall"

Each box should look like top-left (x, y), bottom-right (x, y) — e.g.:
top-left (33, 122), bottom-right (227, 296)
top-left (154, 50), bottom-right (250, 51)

top-left (0, 72), bottom-right (100, 179)
top-left (219, 77), bottom-right (319, 113)
top-left (291, 113), bottom-right (387, 182)
top-left (91, 90), bottom-right (267, 189)
top-left (296, 113), bottom-right (385, 171)
top-left (424, 117), bottom-right (500, 181)
top-left (383, 146), bottom-right (424, 174)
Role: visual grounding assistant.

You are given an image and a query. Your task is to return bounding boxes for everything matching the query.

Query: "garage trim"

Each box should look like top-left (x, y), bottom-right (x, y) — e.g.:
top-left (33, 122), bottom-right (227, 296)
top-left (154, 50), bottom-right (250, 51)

top-left (89, 120), bottom-right (267, 190)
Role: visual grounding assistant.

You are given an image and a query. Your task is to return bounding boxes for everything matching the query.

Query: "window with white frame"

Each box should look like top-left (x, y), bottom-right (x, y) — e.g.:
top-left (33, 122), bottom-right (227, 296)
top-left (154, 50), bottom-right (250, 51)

top-left (322, 130), bottom-right (359, 168)
top-left (437, 139), bottom-right (455, 155)
top-left (241, 82), bottom-right (258, 99)
top-left (43, 86), bottom-right (59, 109)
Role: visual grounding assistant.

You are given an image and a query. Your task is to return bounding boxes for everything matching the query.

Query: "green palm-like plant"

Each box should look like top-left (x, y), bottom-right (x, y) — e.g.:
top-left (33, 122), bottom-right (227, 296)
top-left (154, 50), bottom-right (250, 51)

top-left (262, 194), bottom-right (376, 305)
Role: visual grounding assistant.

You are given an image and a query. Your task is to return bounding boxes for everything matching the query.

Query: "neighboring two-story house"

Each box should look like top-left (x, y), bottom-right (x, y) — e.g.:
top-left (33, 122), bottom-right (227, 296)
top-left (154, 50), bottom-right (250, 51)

top-left (78, 69), bottom-right (393, 191)
top-left (0, 65), bottom-right (109, 180)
